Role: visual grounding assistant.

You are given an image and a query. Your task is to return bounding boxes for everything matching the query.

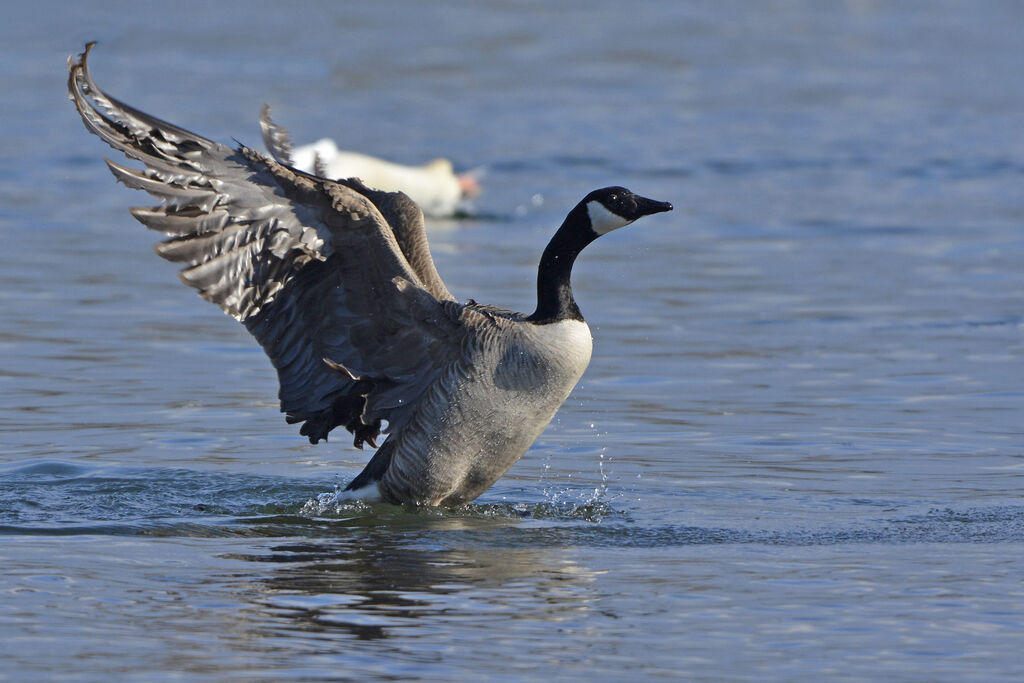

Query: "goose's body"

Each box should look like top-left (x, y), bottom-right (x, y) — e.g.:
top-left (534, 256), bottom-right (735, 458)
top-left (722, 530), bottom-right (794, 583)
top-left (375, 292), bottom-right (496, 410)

top-left (68, 44), bottom-right (672, 506)
top-left (259, 111), bottom-right (478, 218)
top-left (369, 317), bottom-right (593, 505)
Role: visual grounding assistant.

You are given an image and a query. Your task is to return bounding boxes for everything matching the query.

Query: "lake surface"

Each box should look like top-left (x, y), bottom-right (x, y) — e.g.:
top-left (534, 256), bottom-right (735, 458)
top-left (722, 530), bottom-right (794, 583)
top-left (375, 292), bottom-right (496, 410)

top-left (2, 1), bottom-right (1023, 679)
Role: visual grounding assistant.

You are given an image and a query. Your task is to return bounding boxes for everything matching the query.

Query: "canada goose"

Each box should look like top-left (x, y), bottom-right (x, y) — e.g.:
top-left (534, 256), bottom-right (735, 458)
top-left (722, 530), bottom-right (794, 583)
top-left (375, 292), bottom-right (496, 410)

top-left (67, 44), bottom-right (672, 507)
top-left (260, 106), bottom-right (479, 218)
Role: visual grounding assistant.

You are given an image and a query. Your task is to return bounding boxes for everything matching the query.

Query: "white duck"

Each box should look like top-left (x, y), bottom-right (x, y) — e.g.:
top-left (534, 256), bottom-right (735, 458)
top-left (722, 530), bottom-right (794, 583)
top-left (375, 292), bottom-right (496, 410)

top-left (261, 106), bottom-right (479, 218)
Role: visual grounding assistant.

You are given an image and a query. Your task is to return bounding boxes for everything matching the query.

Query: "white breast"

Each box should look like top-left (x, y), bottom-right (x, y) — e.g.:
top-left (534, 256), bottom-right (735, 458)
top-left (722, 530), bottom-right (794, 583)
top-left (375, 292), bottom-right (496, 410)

top-left (526, 318), bottom-right (593, 377)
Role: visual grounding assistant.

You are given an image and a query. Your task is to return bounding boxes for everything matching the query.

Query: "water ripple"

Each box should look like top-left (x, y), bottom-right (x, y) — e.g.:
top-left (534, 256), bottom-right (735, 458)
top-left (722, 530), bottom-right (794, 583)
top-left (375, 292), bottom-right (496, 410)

top-left (3, 461), bottom-right (1022, 548)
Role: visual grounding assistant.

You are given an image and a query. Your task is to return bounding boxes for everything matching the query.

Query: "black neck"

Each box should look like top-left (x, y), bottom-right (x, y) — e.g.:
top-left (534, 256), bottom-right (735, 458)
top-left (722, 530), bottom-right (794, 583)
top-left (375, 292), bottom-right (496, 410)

top-left (526, 204), bottom-right (597, 324)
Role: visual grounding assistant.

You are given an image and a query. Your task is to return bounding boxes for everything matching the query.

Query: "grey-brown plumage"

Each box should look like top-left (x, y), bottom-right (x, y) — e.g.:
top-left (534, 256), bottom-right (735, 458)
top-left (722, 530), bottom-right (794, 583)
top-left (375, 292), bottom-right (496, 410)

top-left (67, 43), bottom-right (672, 506)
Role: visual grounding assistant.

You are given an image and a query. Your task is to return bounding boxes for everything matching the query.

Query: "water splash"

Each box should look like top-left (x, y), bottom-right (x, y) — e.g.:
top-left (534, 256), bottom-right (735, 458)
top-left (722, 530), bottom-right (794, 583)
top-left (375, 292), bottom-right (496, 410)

top-left (299, 481), bottom-right (376, 516)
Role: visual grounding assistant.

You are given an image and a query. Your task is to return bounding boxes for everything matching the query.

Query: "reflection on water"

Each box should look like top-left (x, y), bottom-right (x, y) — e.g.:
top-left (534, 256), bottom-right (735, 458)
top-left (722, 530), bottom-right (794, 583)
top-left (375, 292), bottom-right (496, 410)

top-left (246, 538), bottom-right (594, 643)
top-left (6, 474), bottom-right (1024, 679)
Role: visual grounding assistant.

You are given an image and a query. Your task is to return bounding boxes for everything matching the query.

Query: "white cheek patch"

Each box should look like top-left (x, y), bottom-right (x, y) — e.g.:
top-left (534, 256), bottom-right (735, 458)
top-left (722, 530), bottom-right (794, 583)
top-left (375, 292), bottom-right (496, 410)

top-left (587, 201), bottom-right (633, 235)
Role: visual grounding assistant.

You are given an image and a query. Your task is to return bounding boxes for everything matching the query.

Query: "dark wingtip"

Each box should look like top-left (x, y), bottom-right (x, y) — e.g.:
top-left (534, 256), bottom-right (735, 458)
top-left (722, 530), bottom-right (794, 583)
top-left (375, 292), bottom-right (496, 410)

top-left (259, 103), bottom-right (295, 166)
top-left (71, 41), bottom-right (97, 69)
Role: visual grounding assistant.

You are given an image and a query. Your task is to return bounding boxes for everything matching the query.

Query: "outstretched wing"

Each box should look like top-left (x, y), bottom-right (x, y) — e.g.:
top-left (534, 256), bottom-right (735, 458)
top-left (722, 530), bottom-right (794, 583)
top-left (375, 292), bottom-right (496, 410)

top-left (259, 105), bottom-right (453, 302)
top-left (68, 43), bottom-right (464, 446)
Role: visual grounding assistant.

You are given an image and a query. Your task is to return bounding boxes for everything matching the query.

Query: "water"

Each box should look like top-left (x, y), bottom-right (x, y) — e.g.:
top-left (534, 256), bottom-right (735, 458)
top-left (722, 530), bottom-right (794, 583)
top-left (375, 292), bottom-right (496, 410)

top-left (3, 1), bottom-right (1024, 679)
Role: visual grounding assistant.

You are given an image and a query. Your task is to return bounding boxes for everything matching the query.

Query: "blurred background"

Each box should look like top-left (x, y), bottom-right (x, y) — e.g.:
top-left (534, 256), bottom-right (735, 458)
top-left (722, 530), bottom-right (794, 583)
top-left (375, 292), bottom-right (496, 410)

top-left (2, 1), bottom-right (1022, 679)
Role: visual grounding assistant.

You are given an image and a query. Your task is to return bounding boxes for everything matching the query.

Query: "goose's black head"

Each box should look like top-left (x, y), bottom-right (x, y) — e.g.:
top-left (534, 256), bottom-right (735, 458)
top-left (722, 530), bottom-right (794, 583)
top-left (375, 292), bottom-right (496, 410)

top-left (581, 186), bottom-right (673, 236)
top-left (527, 186), bottom-right (673, 324)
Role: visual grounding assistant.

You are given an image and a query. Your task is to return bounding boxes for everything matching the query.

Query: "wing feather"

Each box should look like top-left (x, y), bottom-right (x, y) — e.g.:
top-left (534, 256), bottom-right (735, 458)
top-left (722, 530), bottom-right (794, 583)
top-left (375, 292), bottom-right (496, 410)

top-left (68, 43), bottom-right (465, 446)
top-left (259, 105), bottom-right (454, 302)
